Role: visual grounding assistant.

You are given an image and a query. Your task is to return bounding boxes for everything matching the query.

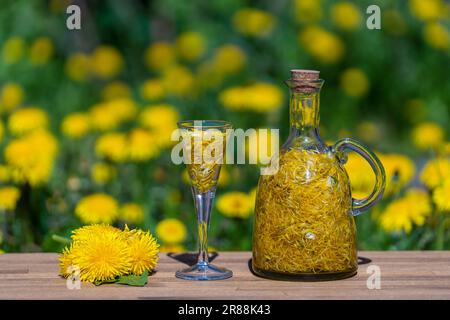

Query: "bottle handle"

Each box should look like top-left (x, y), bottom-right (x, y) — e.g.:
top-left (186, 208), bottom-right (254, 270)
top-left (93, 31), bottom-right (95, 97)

top-left (332, 138), bottom-right (386, 216)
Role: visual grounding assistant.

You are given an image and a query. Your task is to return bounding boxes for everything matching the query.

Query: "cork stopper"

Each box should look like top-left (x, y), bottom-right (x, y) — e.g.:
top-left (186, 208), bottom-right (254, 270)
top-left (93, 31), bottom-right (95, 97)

top-left (290, 69), bottom-right (320, 81)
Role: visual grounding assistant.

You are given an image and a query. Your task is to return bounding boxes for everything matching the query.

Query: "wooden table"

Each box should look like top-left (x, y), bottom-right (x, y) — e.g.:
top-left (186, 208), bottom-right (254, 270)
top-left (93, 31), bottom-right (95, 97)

top-left (0, 251), bottom-right (449, 299)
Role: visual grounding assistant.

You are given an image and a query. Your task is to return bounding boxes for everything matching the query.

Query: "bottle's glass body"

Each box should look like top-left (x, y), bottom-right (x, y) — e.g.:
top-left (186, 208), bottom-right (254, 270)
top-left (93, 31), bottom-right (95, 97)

top-left (252, 70), bottom-right (385, 281)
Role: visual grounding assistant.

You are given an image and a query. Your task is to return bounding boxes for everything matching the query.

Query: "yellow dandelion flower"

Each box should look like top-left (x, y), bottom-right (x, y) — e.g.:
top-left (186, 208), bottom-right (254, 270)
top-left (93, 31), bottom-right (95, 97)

top-left (294, 0), bottom-right (322, 24)
top-left (0, 165), bottom-right (10, 182)
top-left (219, 83), bottom-right (283, 112)
top-left (71, 224), bottom-right (123, 243)
top-left (409, 0), bottom-right (445, 22)
top-left (0, 186), bottom-right (21, 211)
top-left (59, 245), bottom-right (75, 278)
top-left (140, 79), bottom-right (166, 101)
top-left (423, 22), bottom-right (450, 51)
top-left (420, 158), bottom-right (450, 189)
top-left (159, 244), bottom-right (185, 253)
top-left (232, 8), bottom-right (276, 37)
top-left (412, 122), bottom-right (445, 151)
top-left (144, 42), bottom-right (176, 71)
top-left (379, 188), bottom-right (431, 234)
top-left (75, 193), bottom-right (119, 225)
top-left (8, 107), bottom-right (49, 136)
top-left (213, 44), bottom-right (246, 75)
top-left (216, 192), bottom-right (253, 219)
top-left (331, 2), bottom-right (362, 31)
top-left (69, 231), bottom-right (131, 282)
top-left (156, 218), bottom-right (187, 244)
top-left (95, 132), bottom-right (128, 162)
top-left (433, 179), bottom-right (450, 212)
top-left (90, 45), bottom-right (124, 79)
top-left (340, 68), bottom-right (370, 97)
top-left (89, 103), bottom-right (119, 131)
top-left (176, 31), bottom-right (206, 61)
top-left (29, 36), bottom-right (54, 65)
top-left (107, 98), bottom-right (137, 122)
top-left (125, 228), bottom-right (159, 275)
top-left (127, 128), bottom-right (160, 162)
top-left (299, 26), bottom-right (344, 64)
top-left (381, 154), bottom-right (416, 196)
top-left (139, 104), bottom-right (179, 148)
top-left (5, 130), bottom-right (58, 186)
top-left (91, 162), bottom-right (116, 184)
top-left (65, 53), bottom-right (90, 82)
top-left (61, 113), bottom-right (90, 139)
top-left (2, 37), bottom-right (25, 64)
top-left (120, 203), bottom-right (145, 224)
top-left (161, 65), bottom-right (195, 97)
top-left (101, 81), bottom-right (131, 101)
top-left (0, 83), bottom-right (24, 112)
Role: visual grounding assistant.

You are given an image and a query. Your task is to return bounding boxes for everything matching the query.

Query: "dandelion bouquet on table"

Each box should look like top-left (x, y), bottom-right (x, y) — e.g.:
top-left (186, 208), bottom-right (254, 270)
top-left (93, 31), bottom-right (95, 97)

top-left (58, 224), bottom-right (159, 286)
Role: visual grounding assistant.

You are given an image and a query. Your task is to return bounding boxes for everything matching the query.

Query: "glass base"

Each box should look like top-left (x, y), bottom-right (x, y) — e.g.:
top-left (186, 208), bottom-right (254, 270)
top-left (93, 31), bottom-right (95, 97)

top-left (252, 266), bottom-right (357, 281)
top-left (176, 262), bottom-right (233, 281)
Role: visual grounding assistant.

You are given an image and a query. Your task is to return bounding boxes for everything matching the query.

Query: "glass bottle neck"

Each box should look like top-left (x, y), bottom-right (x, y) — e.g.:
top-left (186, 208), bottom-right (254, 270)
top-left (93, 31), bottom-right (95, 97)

top-left (289, 90), bottom-right (320, 137)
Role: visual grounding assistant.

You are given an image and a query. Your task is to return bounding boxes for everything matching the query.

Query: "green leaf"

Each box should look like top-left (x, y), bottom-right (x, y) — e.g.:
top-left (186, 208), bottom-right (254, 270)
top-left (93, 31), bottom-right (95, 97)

top-left (116, 271), bottom-right (148, 286)
top-left (94, 278), bottom-right (119, 286)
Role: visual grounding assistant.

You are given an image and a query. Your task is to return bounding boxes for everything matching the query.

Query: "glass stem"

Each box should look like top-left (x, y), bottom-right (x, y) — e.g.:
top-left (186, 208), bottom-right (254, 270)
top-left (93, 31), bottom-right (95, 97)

top-left (192, 187), bottom-right (215, 266)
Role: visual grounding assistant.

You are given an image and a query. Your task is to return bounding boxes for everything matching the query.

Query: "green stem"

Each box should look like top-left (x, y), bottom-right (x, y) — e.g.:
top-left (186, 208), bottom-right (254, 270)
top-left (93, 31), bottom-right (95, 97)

top-left (51, 234), bottom-right (71, 246)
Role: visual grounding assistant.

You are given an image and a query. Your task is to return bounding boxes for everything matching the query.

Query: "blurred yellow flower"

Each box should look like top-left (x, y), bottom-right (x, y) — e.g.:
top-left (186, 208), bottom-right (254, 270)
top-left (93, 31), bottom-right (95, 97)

top-left (65, 53), bottom-right (90, 82)
top-left (213, 44), bottom-right (246, 75)
top-left (331, 2), bottom-right (362, 31)
top-left (384, 10), bottom-right (408, 36)
top-left (382, 154), bottom-right (416, 196)
top-left (144, 42), bottom-right (176, 71)
top-left (420, 158), bottom-right (450, 189)
top-left (2, 37), bottom-right (25, 64)
top-left (75, 193), bottom-right (119, 224)
top-left (156, 218), bottom-right (187, 244)
top-left (0, 165), bottom-right (10, 182)
top-left (8, 107), bottom-right (49, 136)
top-left (294, 0), bottom-right (322, 24)
top-left (0, 186), bottom-right (21, 211)
top-left (0, 120), bottom-right (3, 142)
top-left (90, 45), bottom-right (124, 79)
top-left (139, 104), bottom-right (179, 148)
top-left (248, 188), bottom-right (257, 207)
top-left (120, 203), bottom-right (144, 224)
top-left (128, 128), bottom-right (160, 162)
top-left (219, 83), bottom-right (283, 112)
top-left (5, 130), bottom-right (58, 186)
top-left (90, 99), bottom-right (137, 131)
top-left (196, 61), bottom-right (224, 90)
top-left (61, 113), bottom-right (90, 139)
top-left (91, 162), bottom-right (116, 184)
top-left (232, 8), bottom-right (276, 37)
top-left (176, 31), bottom-right (206, 61)
top-left (29, 36), bottom-right (54, 65)
top-left (217, 192), bottom-right (253, 219)
top-left (423, 22), bottom-right (450, 50)
top-left (379, 188), bottom-right (431, 234)
top-left (299, 26), bottom-right (344, 64)
top-left (101, 81), bottom-right (131, 101)
top-left (433, 179), bottom-right (450, 212)
top-left (125, 227), bottom-right (159, 275)
top-left (161, 65), bottom-right (195, 97)
top-left (95, 132), bottom-right (128, 162)
top-left (340, 68), bottom-right (370, 97)
top-left (159, 244), bottom-right (185, 253)
top-left (140, 79), bottom-right (166, 101)
top-left (412, 122), bottom-right (445, 151)
top-left (0, 83), bottom-right (24, 113)
top-left (409, 0), bottom-right (446, 21)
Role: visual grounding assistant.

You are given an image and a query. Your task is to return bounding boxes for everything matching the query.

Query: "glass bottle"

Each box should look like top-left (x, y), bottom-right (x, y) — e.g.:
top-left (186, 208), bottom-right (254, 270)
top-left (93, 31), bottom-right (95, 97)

top-left (252, 69), bottom-right (386, 281)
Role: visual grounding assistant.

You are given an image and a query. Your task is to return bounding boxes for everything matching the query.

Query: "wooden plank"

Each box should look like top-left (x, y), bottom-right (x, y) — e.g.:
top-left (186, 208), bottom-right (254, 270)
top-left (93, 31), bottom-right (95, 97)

top-left (0, 251), bottom-right (449, 299)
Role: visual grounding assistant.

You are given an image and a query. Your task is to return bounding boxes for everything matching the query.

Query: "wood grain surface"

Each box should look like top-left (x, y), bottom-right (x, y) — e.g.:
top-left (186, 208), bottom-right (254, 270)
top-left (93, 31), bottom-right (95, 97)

top-left (1, 251), bottom-right (449, 300)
